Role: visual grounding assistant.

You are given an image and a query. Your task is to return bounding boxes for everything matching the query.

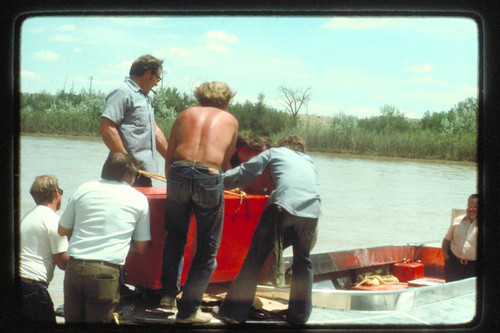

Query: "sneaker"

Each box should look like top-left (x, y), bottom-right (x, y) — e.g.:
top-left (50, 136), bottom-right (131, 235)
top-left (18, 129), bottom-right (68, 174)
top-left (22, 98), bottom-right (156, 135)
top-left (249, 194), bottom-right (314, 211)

top-left (159, 296), bottom-right (177, 309)
top-left (175, 308), bottom-right (213, 324)
top-left (212, 306), bottom-right (241, 324)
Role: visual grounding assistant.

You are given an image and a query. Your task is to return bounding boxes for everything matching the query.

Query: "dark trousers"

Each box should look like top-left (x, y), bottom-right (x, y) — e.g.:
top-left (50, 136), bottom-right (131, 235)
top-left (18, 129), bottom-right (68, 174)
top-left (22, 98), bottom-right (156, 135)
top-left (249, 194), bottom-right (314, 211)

top-left (21, 280), bottom-right (55, 323)
top-left (219, 205), bottom-right (318, 324)
top-left (444, 251), bottom-right (476, 282)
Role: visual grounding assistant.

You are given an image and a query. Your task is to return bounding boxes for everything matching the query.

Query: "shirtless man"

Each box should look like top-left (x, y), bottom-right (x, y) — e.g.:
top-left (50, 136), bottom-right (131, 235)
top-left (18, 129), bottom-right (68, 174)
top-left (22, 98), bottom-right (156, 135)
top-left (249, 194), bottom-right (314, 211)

top-left (160, 81), bottom-right (238, 324)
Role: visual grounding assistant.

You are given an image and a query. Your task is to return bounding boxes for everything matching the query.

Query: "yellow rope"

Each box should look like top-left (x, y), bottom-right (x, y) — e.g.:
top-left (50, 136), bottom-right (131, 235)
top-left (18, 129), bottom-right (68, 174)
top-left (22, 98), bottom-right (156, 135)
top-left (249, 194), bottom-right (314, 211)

top-left (224, 188), bottom-right (248, 207)
top-left (138, 170), bottom-right (166, 182)
top-left (356, 275), bottom-right (400, 287)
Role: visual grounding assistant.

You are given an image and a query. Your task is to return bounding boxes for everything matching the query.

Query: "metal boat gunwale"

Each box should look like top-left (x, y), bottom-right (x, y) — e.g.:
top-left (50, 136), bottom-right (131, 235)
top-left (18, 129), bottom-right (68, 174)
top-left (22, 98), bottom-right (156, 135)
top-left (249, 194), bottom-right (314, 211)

top-left (255, 243), bottom-right (477, 311)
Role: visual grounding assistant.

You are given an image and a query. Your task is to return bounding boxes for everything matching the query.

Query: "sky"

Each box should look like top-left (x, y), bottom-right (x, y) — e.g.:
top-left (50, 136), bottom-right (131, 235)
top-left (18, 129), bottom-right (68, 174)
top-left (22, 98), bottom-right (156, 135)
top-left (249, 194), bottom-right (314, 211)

top-left (19, 15), bottom-right (478, 119)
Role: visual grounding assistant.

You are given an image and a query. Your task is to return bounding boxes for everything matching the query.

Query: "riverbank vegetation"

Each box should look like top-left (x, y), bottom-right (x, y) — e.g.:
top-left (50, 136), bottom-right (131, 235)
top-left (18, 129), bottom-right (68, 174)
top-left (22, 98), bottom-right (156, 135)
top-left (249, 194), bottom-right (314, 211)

top-left (20, 89), bottom-right (477, 162)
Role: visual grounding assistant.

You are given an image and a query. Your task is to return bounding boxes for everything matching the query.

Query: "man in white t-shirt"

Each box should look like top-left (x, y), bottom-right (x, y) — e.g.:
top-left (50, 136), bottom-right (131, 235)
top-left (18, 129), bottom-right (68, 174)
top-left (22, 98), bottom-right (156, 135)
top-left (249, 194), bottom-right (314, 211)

top-left (20, 175), bottom-right (69, 323)
top-left (442, 193), bottom-right (478, 282)
top-left (58, 152), bottom-right (151, 323)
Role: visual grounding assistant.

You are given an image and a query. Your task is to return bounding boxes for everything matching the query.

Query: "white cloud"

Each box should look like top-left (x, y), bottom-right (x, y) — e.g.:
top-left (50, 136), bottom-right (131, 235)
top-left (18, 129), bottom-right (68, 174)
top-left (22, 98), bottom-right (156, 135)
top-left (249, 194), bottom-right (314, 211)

top-left (405, 64), bottom-right (434, 72)
top-left (49, 34), bottom-right (81, 42)
top-left (204, 42), bottom-right (231, 53)
top-left (323, 17), bottom-right (397, 30)
top-left (33, 50), bottom-right (62, 61)
top-left (56, 24), bottom-right (76, 31)
top-left (204, 30), bottom-right (238, 43)
top-left (455, 82), bottom-right (478, 97)
top-left (72, 47), bottom-right (82, 53)
top-left (29, 27), bottom-right (46, 33)
top-left (410, 76), bottom-right (449, 87)
top-left (100, 60), bottom-right (133, 75)
top-left (21, 70), bottom-right (42, 80)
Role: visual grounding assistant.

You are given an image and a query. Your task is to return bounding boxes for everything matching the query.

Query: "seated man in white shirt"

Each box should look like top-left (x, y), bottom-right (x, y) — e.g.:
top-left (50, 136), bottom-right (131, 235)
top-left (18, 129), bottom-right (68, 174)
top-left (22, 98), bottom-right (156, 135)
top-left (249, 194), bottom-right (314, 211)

top-left (20, 175), bottom-right (69, 323)
top-left (442, 193), bottom-right (478, 282)
top-left (58, 152), bottom-right (151, 323)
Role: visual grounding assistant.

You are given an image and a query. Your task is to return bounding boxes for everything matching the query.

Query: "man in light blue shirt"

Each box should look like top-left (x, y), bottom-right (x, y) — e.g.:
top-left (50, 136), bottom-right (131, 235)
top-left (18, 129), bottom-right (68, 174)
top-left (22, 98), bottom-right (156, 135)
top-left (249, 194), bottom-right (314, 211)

top-left (100, 54), bottom-right (168, 186)
top-left (217, 135), bottom-right (321, 325)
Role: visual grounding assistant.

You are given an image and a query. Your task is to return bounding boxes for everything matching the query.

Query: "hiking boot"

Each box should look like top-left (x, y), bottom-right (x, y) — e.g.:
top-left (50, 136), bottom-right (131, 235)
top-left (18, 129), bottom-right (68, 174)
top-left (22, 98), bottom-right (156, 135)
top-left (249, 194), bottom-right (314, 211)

top-left (175, 308), bottom-right (213, 324)
top-left (159, 296), bottom-right (177, 309)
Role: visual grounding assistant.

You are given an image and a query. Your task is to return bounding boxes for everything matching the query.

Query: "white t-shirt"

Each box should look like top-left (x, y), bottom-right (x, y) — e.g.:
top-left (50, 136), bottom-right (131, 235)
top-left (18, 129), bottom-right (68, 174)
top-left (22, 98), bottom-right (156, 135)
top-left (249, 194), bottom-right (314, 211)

top-left (445, 214), bottom-right (477, 261)
top-left (59, 179), bottom-right (151, 265)
top-left (20, 205), bottom-right (68, 284)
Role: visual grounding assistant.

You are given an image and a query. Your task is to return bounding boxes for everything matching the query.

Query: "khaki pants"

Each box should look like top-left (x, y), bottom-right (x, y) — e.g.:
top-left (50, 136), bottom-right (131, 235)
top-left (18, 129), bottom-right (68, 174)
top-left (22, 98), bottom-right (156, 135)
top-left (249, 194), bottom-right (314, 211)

top-left (63, 258), bottom-right (121, 323)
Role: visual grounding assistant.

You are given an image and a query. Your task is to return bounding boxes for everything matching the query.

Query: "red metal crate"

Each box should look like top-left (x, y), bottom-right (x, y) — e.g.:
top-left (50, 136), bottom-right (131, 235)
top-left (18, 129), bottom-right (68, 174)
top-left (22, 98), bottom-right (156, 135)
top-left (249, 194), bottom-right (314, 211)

top-left (124, 187), bottom-right (268, 290)
top-left (393, 259), bottom-right (424, 282)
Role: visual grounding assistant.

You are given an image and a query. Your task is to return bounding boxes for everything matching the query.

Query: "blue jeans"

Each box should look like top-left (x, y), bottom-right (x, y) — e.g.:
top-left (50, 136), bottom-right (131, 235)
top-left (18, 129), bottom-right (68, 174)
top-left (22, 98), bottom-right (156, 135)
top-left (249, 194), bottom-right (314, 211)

top-left (160, 162), bottom-right (224, 319)
top-left (21, 280), bottom-right (55, 323)
top-left (219, 205), bottom-right (318, 324)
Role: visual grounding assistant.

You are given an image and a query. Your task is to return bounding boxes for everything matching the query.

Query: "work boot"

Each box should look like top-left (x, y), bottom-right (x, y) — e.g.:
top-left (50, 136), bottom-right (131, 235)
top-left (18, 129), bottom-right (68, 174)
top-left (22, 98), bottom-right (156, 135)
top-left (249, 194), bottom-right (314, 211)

top-left (175, 308), bottom-right (212, 324)
top-left (159, 296), bottom-right (177, 309)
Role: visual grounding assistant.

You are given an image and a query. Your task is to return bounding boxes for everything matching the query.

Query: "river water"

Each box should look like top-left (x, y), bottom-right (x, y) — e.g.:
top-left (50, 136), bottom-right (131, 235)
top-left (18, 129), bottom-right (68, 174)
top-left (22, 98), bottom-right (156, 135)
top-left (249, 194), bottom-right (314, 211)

top-left (19, 134), bottom-right (477, 252)
top-left (18, 134), bottom-right (477, 319)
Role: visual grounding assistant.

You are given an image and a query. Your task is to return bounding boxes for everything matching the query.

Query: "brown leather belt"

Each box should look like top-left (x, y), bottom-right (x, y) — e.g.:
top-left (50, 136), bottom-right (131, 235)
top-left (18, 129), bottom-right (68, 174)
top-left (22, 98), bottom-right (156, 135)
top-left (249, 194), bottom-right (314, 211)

top-left (175, 159), bottom-right (220, 169)
top-left (70, 257), bottom-right (122, 271)
top-left (174, 159), bottom-right (220, 174)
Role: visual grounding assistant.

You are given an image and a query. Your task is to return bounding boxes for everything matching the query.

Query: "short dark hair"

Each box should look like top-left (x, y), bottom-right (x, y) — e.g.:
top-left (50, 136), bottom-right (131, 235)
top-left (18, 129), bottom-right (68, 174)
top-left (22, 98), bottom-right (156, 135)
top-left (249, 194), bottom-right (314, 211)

top-left (469, 193), bottom-right (479, 201)
top-left (101, 153), bottom-right (140, 182)
top-left (129, 54), bottom-right (164, 77)
top-left (29, 175), bottom-right (59, 205)
top-left (278, 135), bottom-right (306, 153)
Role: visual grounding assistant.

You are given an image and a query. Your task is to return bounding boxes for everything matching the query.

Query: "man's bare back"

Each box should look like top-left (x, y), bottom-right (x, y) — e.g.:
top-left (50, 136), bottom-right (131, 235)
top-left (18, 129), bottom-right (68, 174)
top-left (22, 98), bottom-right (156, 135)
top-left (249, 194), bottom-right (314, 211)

top-left (165, 106), bottom-right (238, 173)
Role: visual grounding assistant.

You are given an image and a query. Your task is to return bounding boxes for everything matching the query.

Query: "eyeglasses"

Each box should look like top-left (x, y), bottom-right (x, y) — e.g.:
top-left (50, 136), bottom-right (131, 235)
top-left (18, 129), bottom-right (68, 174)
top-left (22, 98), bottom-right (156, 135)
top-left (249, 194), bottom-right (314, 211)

top-left (153, 73), bottom-right (162, 83)
top-left (57, 188), bottom-right (64, 195)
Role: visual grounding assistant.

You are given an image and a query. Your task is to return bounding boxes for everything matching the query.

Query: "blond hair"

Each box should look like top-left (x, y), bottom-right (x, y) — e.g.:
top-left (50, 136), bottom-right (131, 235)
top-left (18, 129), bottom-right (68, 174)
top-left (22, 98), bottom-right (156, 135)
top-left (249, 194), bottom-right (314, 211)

top-left (194, 81), bottom-right (235, 109)
top-left (29, 175), bottom-right (59, 205)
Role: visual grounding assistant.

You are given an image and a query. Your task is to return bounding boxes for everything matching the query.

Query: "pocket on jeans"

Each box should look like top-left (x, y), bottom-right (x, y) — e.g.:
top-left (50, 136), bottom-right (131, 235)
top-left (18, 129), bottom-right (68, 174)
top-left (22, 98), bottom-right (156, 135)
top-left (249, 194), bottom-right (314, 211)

top-left (88, 274), bottom-right (119, 304)
top-left (198, 183), bottom-right (222, 209)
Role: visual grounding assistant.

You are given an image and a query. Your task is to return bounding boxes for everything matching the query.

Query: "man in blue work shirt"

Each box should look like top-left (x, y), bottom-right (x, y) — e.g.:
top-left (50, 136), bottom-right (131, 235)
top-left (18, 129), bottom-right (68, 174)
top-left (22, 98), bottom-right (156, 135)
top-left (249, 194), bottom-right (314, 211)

top-left (99, 54), bottom-right (168, 186)
top-left (216, 135), bottom-right (321, 325)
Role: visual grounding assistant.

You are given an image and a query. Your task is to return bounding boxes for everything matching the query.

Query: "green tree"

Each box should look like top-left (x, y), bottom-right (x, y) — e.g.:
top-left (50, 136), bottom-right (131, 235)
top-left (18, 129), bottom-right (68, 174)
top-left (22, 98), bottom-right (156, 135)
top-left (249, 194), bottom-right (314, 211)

top-left (421, 110), bottom-right (447, 132)
top-left (153, 87), bottom-right (197, 114)
top-left (151, 88), bottom-right (178, 122)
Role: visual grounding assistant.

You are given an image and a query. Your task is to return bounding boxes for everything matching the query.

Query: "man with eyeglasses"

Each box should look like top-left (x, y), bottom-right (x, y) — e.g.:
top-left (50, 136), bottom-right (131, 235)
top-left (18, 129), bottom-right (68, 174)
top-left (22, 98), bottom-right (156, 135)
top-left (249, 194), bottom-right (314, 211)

top-left (99, 54), bottom-right (168, 186)
top-left (58, 153), bottom-right (151, 323)
top-left (20, 175), bottom-right (69, 323)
